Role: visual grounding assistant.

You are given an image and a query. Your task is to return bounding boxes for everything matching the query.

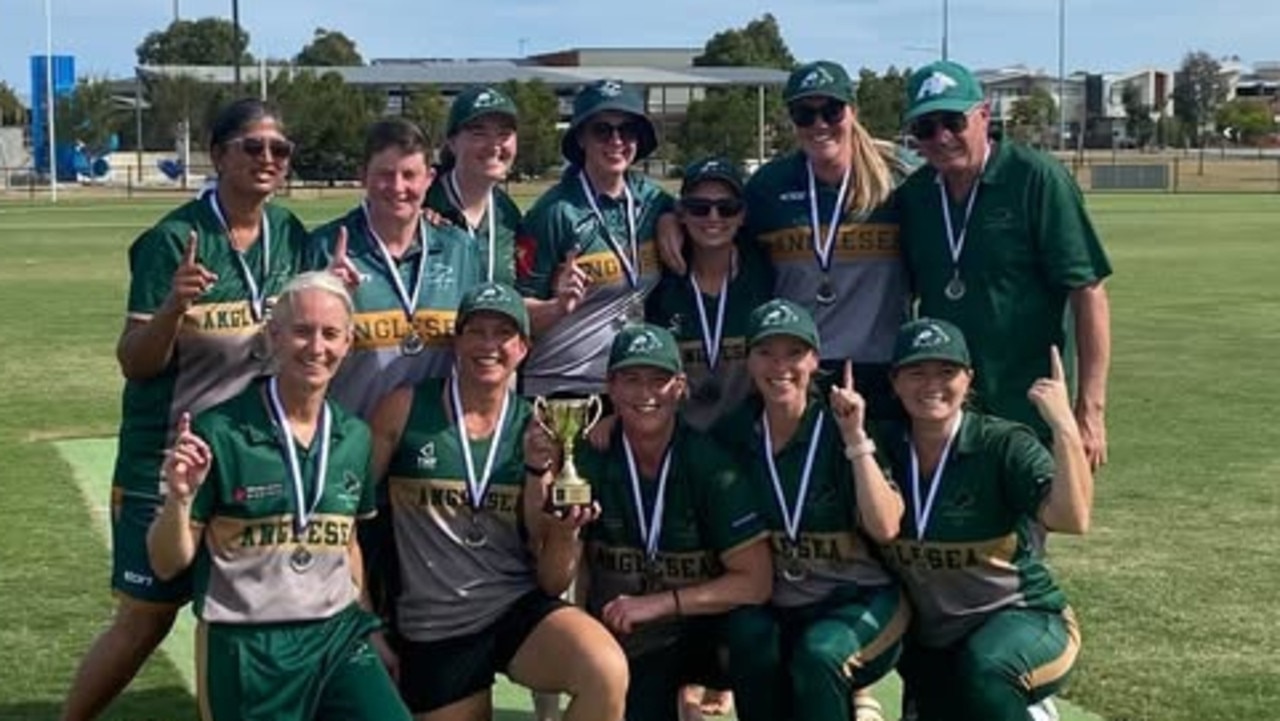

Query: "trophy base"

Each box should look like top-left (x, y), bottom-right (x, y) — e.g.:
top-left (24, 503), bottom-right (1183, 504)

top-left (549, 482), bottom-right (593, 511)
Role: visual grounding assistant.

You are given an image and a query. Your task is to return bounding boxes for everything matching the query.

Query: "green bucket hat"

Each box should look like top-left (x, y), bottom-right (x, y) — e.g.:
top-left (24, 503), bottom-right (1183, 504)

top-left (784, 60), bottom-right (857, 105)
top-left (447, 85), bottom-right (519, 137)
top-left (747, 299), bottom-right (821, 353)
top-left (904, 61), bottom-right (985, 122)
top-left (679, 156), bottom-right (744, 197)
top-left (608, 323), bottom-right (682, 375)
top-left (561, 79), bottom-right (658, 167)
top-left (456, 282), bottom-right (530, 337)
top-left (891, 318), bottom-right (971, 369)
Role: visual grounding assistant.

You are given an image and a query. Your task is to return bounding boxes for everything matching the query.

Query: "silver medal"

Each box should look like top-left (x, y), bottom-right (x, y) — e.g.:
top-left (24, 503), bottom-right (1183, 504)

top-left (642, 561), bottom-right (664, 592)
top-left (289, 545), bottom-right (314, 573)
top-left (944, 275), bottom-right (966, 301)
top-left (815, 276), bottom-right (836, 305)
top-left (462, 519), bottom-right (488, 549)
top-left (400, 331), bottom-right (425, 356)
top-left (781, 548), bottom-right (807, 583)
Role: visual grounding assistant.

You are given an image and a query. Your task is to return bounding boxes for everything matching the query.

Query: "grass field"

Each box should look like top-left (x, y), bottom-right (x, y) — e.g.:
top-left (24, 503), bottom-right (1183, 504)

top-left (0, 192), bottom-right (1277, 720)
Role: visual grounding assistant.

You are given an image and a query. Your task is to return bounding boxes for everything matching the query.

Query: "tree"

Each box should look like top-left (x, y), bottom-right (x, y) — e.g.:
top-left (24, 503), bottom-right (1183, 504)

top-left (1215, 98), bottom-right (1277, 145)
top-left (141, 75), bottom-right (235, 151)
top-left (500, 79), bottom-right (560, 179)
top-left (856, 67), bottom-right (911, 139)
top-left (1121, 84), bottom-right (1155, 149)
top-left (136, 18), bottom-right (253, 66)
top-left (0, 81), bottom-right (25, 126)
top-left (1008, 86), bottom-right (1056, 146)
top-left (55, 78), bottom-right (125, 153)
top-left (680, 13), bottom-right (800, 164)
top-left (272, 70), bottom-right (380, 180)
top-left (400, 86), bottom-right (448, 146)
top-left (1172, 50), bottom-right (1228, 146)
top-left (295, 28), bottom-right (362, 66)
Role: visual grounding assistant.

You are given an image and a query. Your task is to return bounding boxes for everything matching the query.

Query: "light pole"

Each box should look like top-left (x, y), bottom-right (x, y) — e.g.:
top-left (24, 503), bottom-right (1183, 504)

top-left (1057, 0), bottom-right (1066, 150)
top-left (44, 0), bottom-right (57, 202)
top-left (232, 0), bottom-right (242, 90)
top-left (941, 0), bottom-right (950, 61)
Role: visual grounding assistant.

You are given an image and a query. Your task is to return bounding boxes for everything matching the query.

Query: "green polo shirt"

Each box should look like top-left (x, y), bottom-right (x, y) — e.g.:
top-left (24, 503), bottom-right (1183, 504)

top-left (189, 380), bottom-right (376, 624)
top-left (115, 197), bottom-right (310, 501)
top-left (898, 141), bottom-right (1113, 434)
top-left (309, 207), bottom-right (482, 418)
top-left (578, 422), bottom-right (766, 657)
top-left (876, 412), bottom-right (1067, 648)
top-left (423, 177), bottom-right (523, 285)
top-left (713, 397), bottom-right (894, 608)
top-left (743, 150), bottom-right (910, 364)
top-left (644, 249), bottom-right (774, 430)
top-left (516, 168), bottom-right (676, 396)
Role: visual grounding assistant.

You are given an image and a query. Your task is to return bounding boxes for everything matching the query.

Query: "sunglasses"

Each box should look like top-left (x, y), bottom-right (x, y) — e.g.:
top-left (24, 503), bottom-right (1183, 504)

top-left (586, 120), bottom-right (642, 144)
top-left (789, 100), bottom-right (847, 128)
top-left (227, 136), bottom-right (295, 160)
top-left (909, 112), bottom-right (969, 141)
top-left (681, 197), bottom-right (745, 218)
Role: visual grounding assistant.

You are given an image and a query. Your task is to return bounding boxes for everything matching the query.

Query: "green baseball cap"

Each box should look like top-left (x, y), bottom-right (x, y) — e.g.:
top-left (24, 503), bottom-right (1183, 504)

top-left (784, 60), bottom-right (856, 105)
top-left (447, 85), bottom-right (519, 137)
top-left (904, 61), bottom-right (985, 122)
top-left (891, 318), bottom-right (971, 369)
top-left (456, 282), bottom-right (530, 337)
top-left (747, 299), bottom-right (821, 352)
top-left (608, 324), bottom-right (682, 375)
top-left (679, 156), bottom-right (744, 197)
top-left (561, 79), bottom-right (658, 166)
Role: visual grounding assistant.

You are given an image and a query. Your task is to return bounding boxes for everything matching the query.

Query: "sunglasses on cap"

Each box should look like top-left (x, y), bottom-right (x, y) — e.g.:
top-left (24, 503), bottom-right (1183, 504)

top-left (909, 111), bottom-right (969, 141)
top-left (227, 135), bottom-right (295, 160)
top-left (586, 120), bottom-right (642, 144)
top-left (788, 100), bottom-right (847, 128)
top-left (681, 197), bottom-right (745, 218)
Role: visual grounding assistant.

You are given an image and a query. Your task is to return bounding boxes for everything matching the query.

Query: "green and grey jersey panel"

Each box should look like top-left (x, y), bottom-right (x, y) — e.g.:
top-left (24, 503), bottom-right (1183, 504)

top-left (115, 199), bottom-right (310, 501)
top-left (644, 250), bottom-right (774, 431)
top-left (714, 398), bottom-right (893, 608)
top-left (309, 210), bottom-right (482, 419)
top-left (877, 412), bottom-right (1067, 647)
top-left (517, 170), bottom-right (675, 396)
top-left (898, 141), bottom-right (1113, 433)
top-left (577, 423), bottom-right (766, 656)
top-left (384, 378), bottom-right (537, 643)
top-left (188, 381), bottom-right (376, 624)
top-left (743, 151), bottom-right (910, 364)
top-left (424, 178), bottom-right (524, 286)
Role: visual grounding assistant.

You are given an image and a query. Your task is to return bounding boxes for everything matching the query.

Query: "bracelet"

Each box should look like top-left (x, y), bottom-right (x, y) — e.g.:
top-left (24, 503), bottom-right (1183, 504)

top-left (671, 588), bottom-right (683, 617)
top-left (524, 462), bottom-right (551, 476)
top-left (844, 438), bottom-right (877, 460)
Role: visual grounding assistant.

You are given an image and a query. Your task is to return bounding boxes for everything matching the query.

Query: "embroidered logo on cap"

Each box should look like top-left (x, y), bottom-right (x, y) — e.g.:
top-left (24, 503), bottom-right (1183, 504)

top-left (911, 324), bottom-right (952, 348)
top-left (627, 329), bottom-right (664, 354)
top-left (800, 66), bottom-right (835, 89)
top-left (916, 71), bottom-right (959, 99)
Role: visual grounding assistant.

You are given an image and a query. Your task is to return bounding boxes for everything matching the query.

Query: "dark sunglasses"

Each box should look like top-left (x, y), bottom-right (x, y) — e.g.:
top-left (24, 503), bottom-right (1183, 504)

top-left (909, 112), bottom-right (969, 141)
top-left (681, 197), bottom-right (745, 218)
top-left (228, 136), bottom-right (295, 160)
top-left (586, 120), bottom-right (642, 143)
top-left (788, 100), bottom-right (847, 128)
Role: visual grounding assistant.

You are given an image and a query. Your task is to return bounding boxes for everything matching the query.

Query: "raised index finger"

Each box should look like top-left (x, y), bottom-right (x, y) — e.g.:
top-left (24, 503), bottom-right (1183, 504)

top-left (334, 225), bottom-right (349, 261)
top-left (843, 359), bottom-right (855, 391)
top-left (1048, 345), bottom-right (1065, 382)
top-left (181, 229), bottom-right (199, 266)
top-left (177, 411), bottom-right (192, 437)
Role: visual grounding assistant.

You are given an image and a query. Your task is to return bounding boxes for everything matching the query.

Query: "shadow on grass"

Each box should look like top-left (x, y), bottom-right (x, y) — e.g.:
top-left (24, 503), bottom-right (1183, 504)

top-left (0, 685), bottom-right (195, 721)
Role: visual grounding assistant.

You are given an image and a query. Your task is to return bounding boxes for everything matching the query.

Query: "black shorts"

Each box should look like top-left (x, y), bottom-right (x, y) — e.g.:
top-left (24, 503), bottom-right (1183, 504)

top-left (397, 590), bottom-right (568, 713)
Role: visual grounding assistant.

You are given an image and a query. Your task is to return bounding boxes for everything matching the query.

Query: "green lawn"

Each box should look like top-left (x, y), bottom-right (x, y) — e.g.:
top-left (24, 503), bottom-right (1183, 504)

top-left (0, 193), bottom-right (1277, 720)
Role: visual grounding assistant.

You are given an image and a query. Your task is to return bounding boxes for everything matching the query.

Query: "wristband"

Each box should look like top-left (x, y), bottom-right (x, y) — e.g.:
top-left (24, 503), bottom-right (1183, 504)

top-left (844, 438), bottom-right (877, 460)
top-left (524, 462), bottom-right (552, 476)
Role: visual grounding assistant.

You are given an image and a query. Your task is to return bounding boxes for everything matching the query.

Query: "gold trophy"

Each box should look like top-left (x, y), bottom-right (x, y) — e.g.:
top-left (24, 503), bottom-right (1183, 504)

top-left (533, 396), bottom-right (604, 510)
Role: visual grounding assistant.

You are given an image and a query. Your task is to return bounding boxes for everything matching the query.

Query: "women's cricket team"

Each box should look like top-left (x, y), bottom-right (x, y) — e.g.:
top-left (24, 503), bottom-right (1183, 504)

top-left (64, 58), bottom-right (1096, 721)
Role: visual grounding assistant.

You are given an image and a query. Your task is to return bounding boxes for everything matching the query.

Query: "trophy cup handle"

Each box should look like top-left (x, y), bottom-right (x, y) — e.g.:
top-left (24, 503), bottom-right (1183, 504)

top-left (531, 396), bottom-right (556, 437)
top-left (581, 395), bottom-right (605, 438)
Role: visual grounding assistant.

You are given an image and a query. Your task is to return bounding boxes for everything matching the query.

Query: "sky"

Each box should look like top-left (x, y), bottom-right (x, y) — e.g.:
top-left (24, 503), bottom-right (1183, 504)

top-left (2, 0), bottom-right (1278, 99)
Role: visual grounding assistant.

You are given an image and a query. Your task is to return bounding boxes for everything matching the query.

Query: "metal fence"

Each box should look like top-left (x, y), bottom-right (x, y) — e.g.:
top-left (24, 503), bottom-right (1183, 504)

top-left (1055, 149), bottom-right (1280, 194)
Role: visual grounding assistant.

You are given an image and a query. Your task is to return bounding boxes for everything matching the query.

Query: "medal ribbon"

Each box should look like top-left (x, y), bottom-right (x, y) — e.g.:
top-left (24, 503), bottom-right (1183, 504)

top-left (623, 434), bottom-right (674, 562)
top-left (446, 170), bottom-right (497, 282)
top-left (762, 410), bottom-right (825, 543)
top-left (208, 191), bottom-right (271, 322)
top-left (362, 201), bottom-right (429, 329)
top-left (805, 161), bottom-right (851, 275)
top-left (266, 377), bottom-right (332, 537)
top-left (578, 172), bottom-right (640, 288)
top-left (935, 143), bottom-right (991, 272)
top-left (908, 411), bottom-right (964, 539)
top-left (449, 372), bottom-right (513, 513)
top-left (688, 270), bottom-right (729, 371)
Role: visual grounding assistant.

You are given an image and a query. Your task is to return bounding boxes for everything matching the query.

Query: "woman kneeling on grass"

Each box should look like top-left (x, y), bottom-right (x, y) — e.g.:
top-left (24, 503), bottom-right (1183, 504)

top-left (879, 318), bottom-right (1093, 721)
top-left (147, 271), bottom-right (410, 721)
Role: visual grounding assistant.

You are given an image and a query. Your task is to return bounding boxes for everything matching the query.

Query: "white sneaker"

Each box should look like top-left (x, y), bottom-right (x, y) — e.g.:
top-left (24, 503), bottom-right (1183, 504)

top-left (1028, 697), bottom-right (1060, 721)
